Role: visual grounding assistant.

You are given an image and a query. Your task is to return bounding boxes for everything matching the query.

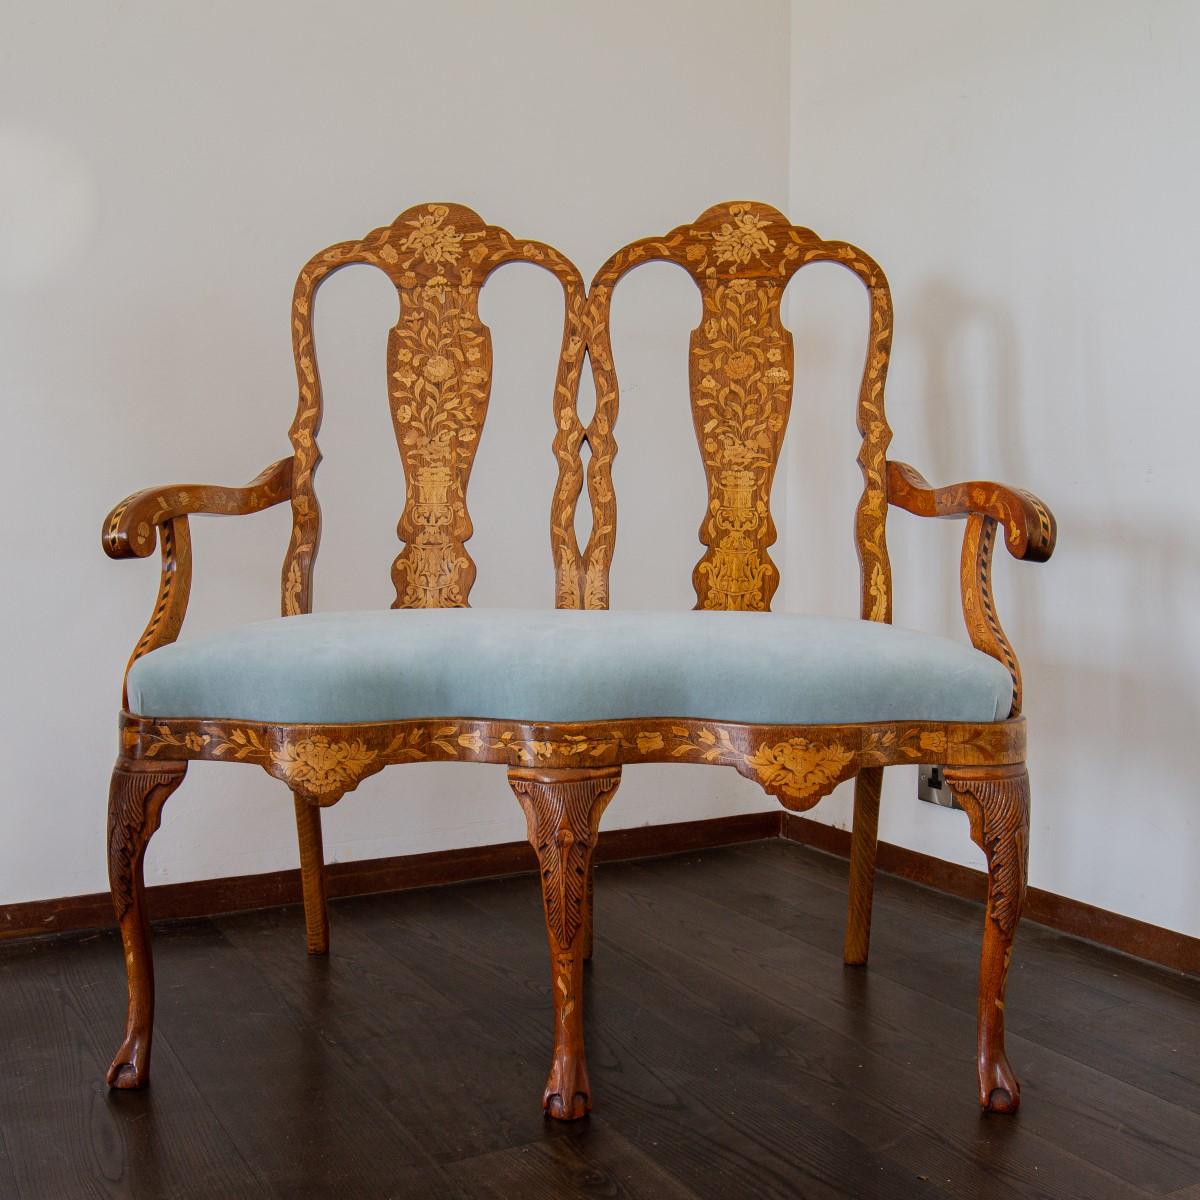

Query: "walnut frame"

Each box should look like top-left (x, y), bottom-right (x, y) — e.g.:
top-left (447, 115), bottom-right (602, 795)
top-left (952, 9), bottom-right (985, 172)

top-left (102, 202), bottom-right (1056, 1122)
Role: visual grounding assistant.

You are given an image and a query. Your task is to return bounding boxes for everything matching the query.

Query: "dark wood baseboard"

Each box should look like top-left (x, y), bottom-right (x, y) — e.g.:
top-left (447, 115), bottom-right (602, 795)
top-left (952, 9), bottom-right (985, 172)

top-left (781, 813), bottom-right (1200, 976)
top-left (0, 810), bottom-right (780, 944)
top-left (3, 808), bottom-right (1196, 977)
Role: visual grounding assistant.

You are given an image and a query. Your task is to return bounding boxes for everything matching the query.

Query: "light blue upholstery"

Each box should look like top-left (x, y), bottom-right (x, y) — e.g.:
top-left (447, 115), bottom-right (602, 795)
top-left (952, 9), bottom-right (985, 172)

top-left (126, 609), bottom-right (1013, 726)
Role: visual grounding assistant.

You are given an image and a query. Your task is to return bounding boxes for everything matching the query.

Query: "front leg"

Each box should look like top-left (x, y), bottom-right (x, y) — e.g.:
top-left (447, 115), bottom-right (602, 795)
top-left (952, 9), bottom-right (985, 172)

top-left (106, 757), bottom-right (187, 1089)
top-left (945, 763), bottom-right (1030, 1113)
top-left (508, 766), bottom-right (620, 1120)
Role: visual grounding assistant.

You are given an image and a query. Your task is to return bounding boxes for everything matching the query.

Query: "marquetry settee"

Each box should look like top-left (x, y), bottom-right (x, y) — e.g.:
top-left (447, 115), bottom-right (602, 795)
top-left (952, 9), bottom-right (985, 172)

top-left (103, 202), bottom-right (1055, 1121)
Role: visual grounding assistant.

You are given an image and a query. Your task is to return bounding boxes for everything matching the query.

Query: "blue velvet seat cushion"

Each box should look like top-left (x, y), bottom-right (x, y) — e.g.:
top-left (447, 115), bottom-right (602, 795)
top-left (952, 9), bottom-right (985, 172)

top-left (125, 609), bottom-right (1013, 726)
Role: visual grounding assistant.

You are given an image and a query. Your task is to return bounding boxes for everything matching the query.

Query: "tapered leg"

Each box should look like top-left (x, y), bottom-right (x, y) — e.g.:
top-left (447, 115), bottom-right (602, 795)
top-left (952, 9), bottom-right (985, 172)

top-left (508, 766), bottom-right (620, 1120)
top-left (106, 757), bottom-right (187, 1089)
top-left (293, 793), bottom-right (330, 955)
top-left (844, 767), bottom-right (882, 965)
top-left (944, 763), bottom-right (1030, 1114)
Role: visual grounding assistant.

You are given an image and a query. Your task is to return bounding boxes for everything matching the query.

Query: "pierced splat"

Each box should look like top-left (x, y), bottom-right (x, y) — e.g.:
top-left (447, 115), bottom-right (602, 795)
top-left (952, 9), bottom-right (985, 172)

top-left (587, 201), bottom-right (895, 618)
top-left (283, 203), bottom-right (588, 613)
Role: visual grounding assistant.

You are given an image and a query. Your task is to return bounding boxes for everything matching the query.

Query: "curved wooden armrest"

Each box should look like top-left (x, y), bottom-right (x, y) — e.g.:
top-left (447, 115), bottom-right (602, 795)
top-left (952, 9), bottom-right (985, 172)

top-left (886, 461), bottom-right (1056, 563)
top-left (103, 457), bottom-right (294, 559)
top-left (887, 460), bottom-right (1055, 718)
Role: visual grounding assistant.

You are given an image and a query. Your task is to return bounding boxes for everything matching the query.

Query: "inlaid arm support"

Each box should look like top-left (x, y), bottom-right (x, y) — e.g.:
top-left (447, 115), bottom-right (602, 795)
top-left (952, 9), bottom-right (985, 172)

top-left (886, 461), bottom-right (1056, 563)
top-left (887, 460), bottom-right (1056, 717)
top-left (103, 457), bottom-right (294, 560)
top-left (103, 456), bottom-right (294, 705)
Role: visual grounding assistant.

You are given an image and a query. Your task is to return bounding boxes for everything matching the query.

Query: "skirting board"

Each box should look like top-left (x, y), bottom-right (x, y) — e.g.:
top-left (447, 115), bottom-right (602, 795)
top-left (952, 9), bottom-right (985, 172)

top-left (2, 809), bottom-right (1196, 976)
top-left (781, 813), bottom-right (1200, 976)
top-left (0, 811), bottom-right (778, 944)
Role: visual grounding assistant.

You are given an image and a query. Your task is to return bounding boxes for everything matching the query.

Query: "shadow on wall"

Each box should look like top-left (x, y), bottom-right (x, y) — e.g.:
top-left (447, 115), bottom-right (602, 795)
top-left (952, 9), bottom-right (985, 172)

top-left (904, 278), bottom-right (1199, 926)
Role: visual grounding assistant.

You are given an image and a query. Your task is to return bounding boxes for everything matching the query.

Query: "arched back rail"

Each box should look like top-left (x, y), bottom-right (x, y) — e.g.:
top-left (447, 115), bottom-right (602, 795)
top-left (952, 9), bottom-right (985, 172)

top-left (282, 203), bottom-right (593, 614)
top-left (586, 201), bottom-right (895, 618)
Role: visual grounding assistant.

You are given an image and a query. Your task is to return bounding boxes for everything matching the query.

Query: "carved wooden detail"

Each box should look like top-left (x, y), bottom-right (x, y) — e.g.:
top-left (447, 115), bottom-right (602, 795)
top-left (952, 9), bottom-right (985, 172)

top-left (509, 767), bottom-right (620, 1119)
top-left (107, 764), bottom-right (183, 920)
top-left (102, 202), bottom-right (1058, 1121)
top-left (947, 765), bottom-right (1031, 937)
top-left (588, 201), bottom-right (894, 619)
top-left (945, 763), bottom-right (1031, 1112)
top-left (106, 760), bottom-right (187, 1089)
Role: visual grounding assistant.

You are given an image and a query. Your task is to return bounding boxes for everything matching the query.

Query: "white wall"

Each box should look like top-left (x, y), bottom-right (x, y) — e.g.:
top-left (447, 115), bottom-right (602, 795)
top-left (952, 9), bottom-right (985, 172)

top-left (0, 0), bottom-right (789, 906)
top-left (4, 1), bottom-right (1196, 944)
top-left (785, 0), bottom-right (1200, 937)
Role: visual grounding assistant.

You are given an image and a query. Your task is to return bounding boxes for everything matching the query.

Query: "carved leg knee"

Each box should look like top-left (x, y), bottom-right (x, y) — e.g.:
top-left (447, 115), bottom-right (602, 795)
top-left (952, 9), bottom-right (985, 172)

top-left (844, 767), bottom-right (882, 966)
top-left (509, 766), bottom-right (620, 1120)
top-left (293, 794), bottom-right (330, 955)
top-left (945, 763), bottom-right (1030, 1114)
top-left (106, 758), bottom-right (187, 1089)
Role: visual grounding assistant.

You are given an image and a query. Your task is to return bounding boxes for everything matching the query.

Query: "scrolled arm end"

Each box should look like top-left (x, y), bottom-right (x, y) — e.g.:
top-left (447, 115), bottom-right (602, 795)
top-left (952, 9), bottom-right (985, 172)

top-left (103, 456), bottom-right (294, 560)
top-left (886, 460), bottom-right (1056, 563)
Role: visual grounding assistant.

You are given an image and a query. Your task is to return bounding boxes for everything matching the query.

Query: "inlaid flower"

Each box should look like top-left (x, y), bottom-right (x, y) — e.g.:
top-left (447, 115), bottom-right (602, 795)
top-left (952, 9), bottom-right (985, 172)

top-left (401, 206), bottom-right (465, 265)
top-left (423, 355), bottom-right (455, 383)
top-left (271, 736), bottom-right (376, 796)
top-left (765, 366), bottom-right (790, 386)
top-left (710, 208), bottom-right (776, 267)
top-left (635, 732), bottom-right (665, 753)
top-left (725, 351), bottom-right (755, 380)
top-left (746, 738), bottom-right (854, 799)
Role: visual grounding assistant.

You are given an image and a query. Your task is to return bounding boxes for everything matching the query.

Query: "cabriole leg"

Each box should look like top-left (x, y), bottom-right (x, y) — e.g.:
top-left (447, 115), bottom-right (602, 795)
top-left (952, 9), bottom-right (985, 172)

top-left (844, 766), bottom-right (882, 965)
top-left (508, 766), bottom-right (621, 1120)
top-left (293, 793), bottom-right (330, 955)
top-left (944, 763), bottom-right (1030, 1114)
top-left (106, 757), bottom-right (187, 1089)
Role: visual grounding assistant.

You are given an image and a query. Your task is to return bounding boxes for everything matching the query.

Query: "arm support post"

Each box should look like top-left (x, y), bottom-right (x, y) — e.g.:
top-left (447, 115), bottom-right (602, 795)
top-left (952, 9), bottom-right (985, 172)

top-left (102, 457), bottom-right (294, 702)
top-left (886, 460), bottom-right (1055, 717)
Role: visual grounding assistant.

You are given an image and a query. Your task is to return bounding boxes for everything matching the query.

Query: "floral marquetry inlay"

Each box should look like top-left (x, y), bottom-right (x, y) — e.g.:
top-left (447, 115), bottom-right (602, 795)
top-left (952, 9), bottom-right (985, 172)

top-left (281, 204), bottom-right (589, 617)
top-left (123, 712), bottom-right (1024, 810)
top-left (388, 281), bottom-right (492, 607)
top-left (588, 201), bottom-right (895, 620)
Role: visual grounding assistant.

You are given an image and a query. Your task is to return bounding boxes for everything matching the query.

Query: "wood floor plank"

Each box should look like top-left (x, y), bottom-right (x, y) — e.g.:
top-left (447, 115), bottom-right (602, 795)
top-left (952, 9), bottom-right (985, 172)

top-left (755, 840), bottom-right (1200, 1028)
top-left (446, 874), bottom-right (1083, 1200)
top-left (446, 1116), bottom-right (703, 1200)
top-left (641, 849), bottom-right (1200, 1193)
top-left (1, 840), bottom-right (1196, 1199)
top-left (598, 855), bottom-right (1185, 1198)
top-left (144, 915), bottom-right (461, 1197)
top-left (214, 901), bottom-right (548, 1166)
top-left (0, 930), bottom-right (266, 1200)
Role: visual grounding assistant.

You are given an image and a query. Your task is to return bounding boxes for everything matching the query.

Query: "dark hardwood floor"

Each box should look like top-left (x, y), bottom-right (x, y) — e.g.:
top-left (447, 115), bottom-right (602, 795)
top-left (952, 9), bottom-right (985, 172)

top-left (2, 839), bottom-right (1197, 1199)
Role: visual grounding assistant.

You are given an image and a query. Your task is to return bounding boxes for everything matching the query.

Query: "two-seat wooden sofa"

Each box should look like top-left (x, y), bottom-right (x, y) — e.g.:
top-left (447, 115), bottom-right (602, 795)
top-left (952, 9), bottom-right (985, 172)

top-left (103, 202), bottom-right (1055, 1121)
